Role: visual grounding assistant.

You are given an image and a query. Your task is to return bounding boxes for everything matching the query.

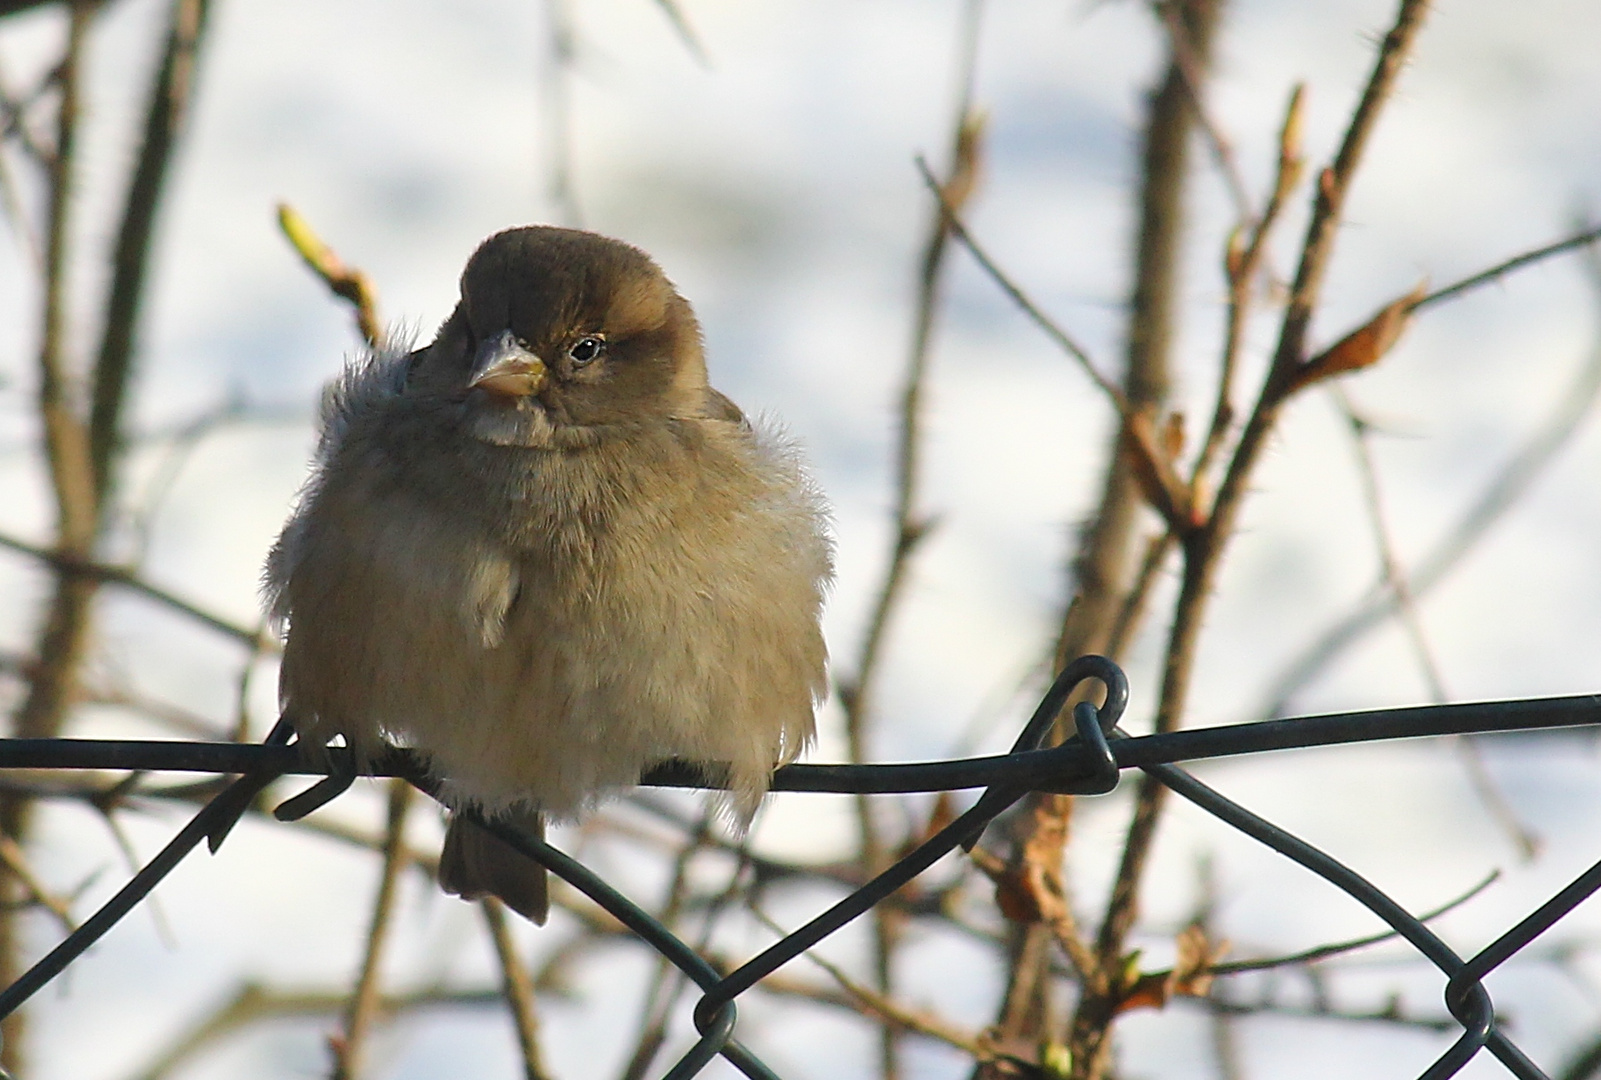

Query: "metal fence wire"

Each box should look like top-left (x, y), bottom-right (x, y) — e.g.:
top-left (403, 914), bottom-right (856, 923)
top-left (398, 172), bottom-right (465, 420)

top-left (2, 654), bottom-right (1601, 1079)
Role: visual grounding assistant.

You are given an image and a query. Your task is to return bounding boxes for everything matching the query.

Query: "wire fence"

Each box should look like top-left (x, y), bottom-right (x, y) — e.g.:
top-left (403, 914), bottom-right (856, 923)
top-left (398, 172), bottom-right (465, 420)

top-left (1, 654), bottom-right (1599, 1079)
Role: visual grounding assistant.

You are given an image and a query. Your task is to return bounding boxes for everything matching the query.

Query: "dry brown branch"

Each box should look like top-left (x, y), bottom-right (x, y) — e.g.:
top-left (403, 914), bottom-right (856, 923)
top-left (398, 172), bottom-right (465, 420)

top-left (331, 779), bottom-right (412, 1080)
top-left (618, 810), bottom-right (714, 1080)
top-left (482, 898), bottom-right (552, 1080)
top-left (1156, 0), bottom-right (1250, 221)
top-left (1197, 83), bottom-right (1305, 481)
top-left (915, 157), bottom-right (1121, 406)
top-left (541, 0), bottom-right (582, 227)
top-left (278, 203), bottom-right (382, 348)
top-left (1204, 869), bottom-right (1498, 977)
top-left (974, 2), bottom-right (1228, 1073)
top-left (90, 0), bottom-right (211, 503)
top-left (1412, 223), bottom-right (1601, 313)
top-left (835, 8), bottom-right (988, 1074)
top-left (0, 834), bottom-right (74, 935)
top-left (1260, 234), bottom-right (1601, 715)
top-left (0, 530), bottom-right (268, 648)
top-left (1065, 4), bottom-right (1431, 1076)
top-left (123, 981), bottom-right (525, 1080)
top-left (3, 9), bottom-right (94, 1068)
top-left (748, 906), bottom-right (994, 1061)
top-left (1331, 387), bottom-right (1539, 860)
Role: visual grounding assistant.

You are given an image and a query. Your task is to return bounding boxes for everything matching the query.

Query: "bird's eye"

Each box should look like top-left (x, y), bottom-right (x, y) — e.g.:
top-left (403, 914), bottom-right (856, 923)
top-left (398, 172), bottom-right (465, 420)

top-left (568, 335), bottom-right (605, 366)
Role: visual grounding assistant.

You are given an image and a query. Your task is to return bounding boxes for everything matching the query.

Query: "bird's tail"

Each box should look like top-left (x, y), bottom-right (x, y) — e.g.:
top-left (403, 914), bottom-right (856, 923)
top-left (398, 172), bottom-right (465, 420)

top-left (438, 808), bottom-right (549, 924)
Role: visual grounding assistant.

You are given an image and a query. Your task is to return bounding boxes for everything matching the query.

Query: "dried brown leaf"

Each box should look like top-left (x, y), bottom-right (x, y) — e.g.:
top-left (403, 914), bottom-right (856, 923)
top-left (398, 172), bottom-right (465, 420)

top-left (1121, 409), bottom-right (1198, 533)
top-left (1114, 925), bottom-right (1230, 1014)
top-left (1290, 281), bottom-right (1428, 393)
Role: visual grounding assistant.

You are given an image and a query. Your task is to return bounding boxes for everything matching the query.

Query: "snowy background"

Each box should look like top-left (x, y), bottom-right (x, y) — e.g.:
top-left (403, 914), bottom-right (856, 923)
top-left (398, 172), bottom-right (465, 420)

top-left (1, 0), bottom-right (1600, 1077)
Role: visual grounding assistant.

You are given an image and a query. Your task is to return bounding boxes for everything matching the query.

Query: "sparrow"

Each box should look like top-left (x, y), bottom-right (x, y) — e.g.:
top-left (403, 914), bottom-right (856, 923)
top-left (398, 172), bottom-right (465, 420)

top-left (265, 225), bottom-right (832, 922)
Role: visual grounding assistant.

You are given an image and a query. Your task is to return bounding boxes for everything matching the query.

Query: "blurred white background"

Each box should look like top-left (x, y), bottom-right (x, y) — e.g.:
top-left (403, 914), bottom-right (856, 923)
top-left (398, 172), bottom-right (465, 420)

top-left (2, 0), bottom-right (1601, 1077)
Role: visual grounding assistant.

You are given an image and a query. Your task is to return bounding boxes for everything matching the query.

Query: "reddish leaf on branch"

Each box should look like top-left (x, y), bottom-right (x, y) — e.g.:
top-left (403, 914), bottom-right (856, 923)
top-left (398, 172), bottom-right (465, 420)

top-left (1115, 925), bottom-right (1229, 1015)
top-left (1288, 282), bottom-right (1428, 394)
top-left (1121, 409), bottom-right (1200, 534)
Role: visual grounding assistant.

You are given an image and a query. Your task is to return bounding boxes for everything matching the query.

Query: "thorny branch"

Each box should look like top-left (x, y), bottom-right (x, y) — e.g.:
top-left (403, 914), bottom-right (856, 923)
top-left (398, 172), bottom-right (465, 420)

top-left (1067, 3), bottom-right (1430, 1077)
top-left (1260, 230), bottom-right (1601, 716)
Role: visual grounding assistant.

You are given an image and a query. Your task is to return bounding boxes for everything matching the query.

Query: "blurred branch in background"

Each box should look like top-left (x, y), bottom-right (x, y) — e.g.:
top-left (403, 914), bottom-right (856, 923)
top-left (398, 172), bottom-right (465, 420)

top-left (1260, 228), bottom-right (1601, 718)
top-left (981, 0), bottom-right (1227, 1072)
top-left (2, 0), bottom-right (1601, 1077)
top-left (2, 4), bottom-right (94, 1068)
top-left (836, 2), bottom-right (987, 1075)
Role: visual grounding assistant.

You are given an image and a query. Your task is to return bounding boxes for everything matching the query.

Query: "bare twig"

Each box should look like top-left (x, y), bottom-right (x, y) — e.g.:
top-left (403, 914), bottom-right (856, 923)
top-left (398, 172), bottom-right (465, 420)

top-left (915, 157), bottom-right (1121, 406)
top-left (482, 898), bottom-right (552, 1080)
top-left (4, 8), bottom-right (95, 1069)
top-left (618, 810), bottom-right (713, 1080)
top-left (1196, 83), bottom-right (1305, 482)
top-left (90, 0), bottom-right (212, 504)
top-left (1412, 223), bottom-right (1601, 314)
top-left (1203, 870), bottom-right (1499, 978)
top-left (837, 7), bottom-right (987, 1075)
top-left (1332, 386), bottom-right (1541, 859)
top-left (650, 0), bottom-right (710, 67)
top-left (541, 0), bottom-right (583, 226)
top-left (0, 531), bottom-right (267, 648)
top-left (0, 835), bottom-right (75, 935)
top-left (749, 906), bottom-right (993, 1060)
top-left (331, 780), bottom-right (412, 1080)
top-left (278, 204), bottom-right (382, 348)
top-left (1260, 235), bottom-right (1601, 714)
top-left (1068, 4), bottom-right (1432, 1076)
top-left (123, 981), bottom-right (527, 1080)
top-left (1156, 0), bottom-right (1251, 221)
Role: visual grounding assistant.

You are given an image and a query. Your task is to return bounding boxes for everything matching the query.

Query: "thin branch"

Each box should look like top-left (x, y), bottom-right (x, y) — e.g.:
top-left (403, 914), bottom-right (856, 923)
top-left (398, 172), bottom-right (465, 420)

top-left (331, 780), bottom-right (412, 1080)
top-left (617, 810), bottom-right (714, 1080)
top-left (1333, 386), bottom-right (1541, 860)
top-left (1195, 82), bottom-right (1304, 483)
top-left (90, 0), bottom-right (212, 504)
top-left (482, 898), bottom-right (552, 1080)
top-left (123, 981), bottom-right (526, 1080)
top-left (840, 10), bottom-right (987, 1075)
top-left (1412, 223), bottom-right (1601, 313)
top-left (1202, 992), bottom-right (1457, 1032)
top-left (278, 204), bottom-right (382, 348)
top-left (1260, 234), bottom-right (1601, 714)
top-left (1333, 388), bottom-right (1449, 702)
top-left (0, 835), bottom-right (75, 935)
top-left (1197, 869), bottom-right (1499, 977)
top-left (914, 157), bottom-right (1121, 406)
top-left (540, 0), bottom-right (583, 227)
top-left (650, 0), bottom-right (710, 67)
top-left (4, 8), bottom-right (95, 1069)
top-left (749, 906), bottom-right (994, 1060)
top-left (1156, 0), bottom-right (1250, 221)
top-left (1071, 4), bottom-right (1431, 1077)
top-left (0, 531), bottom-right (268, 648)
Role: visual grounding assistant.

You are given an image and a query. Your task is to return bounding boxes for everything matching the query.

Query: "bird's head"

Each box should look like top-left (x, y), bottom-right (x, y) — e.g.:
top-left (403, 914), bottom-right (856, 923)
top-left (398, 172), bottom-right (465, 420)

top-left (409, 226), bottom-right (709, 448)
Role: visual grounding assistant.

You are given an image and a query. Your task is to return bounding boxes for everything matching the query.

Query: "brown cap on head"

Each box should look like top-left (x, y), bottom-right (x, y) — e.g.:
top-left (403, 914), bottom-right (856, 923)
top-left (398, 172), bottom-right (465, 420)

top-left (448, 226), bottom-right (708, 424)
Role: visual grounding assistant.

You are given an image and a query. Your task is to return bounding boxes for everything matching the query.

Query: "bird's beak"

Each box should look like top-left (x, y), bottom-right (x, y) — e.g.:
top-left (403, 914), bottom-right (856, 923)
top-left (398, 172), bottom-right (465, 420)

top-left (469, 330), bottom-right (547, 398)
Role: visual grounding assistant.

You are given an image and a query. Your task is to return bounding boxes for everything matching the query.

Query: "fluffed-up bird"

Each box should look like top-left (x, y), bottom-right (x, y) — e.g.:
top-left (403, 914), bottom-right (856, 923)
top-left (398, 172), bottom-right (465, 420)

top-left (266, 225), bottom-right (832, 922)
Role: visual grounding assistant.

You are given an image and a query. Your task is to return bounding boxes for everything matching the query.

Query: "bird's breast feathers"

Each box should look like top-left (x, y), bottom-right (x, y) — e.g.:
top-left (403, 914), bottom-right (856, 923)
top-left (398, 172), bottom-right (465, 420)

top-left (270, 371), bottom-right (830, 820)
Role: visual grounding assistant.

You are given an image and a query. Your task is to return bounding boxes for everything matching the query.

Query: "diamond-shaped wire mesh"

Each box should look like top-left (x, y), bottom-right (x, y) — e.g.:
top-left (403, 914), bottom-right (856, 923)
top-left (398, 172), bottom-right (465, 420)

top-left (1, 655), bottom-right (1598, 1079)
